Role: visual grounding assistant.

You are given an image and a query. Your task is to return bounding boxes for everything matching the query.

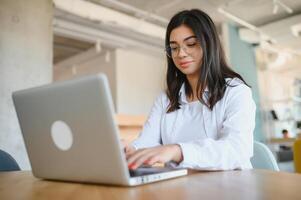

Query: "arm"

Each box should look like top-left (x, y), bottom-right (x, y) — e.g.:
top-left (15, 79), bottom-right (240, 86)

top-left (177, 84), bottom-right (256, 170)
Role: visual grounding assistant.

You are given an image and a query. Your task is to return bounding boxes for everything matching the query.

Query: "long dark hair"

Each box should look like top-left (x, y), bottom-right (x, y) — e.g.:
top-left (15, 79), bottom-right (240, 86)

top-left (165, 9), bottom-right (248, 113)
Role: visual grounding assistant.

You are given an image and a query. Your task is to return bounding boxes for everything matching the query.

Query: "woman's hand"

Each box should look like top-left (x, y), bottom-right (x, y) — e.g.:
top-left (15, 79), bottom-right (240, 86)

top-left (121, 139), bottom-right (136, 155)
top-left (126, 144), bottom-right (183, 170)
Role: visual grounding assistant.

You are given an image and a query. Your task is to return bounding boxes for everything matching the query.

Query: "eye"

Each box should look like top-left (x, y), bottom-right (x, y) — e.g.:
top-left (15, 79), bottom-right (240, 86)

top-left (170, 46), bottom-right (179, 51)
top-left (186, 42), bottom-right (197, 47)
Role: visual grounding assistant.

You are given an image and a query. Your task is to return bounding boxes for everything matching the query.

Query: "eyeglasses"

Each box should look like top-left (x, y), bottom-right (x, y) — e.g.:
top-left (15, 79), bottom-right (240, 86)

top-left (165, 40), bottom-right (200, 58)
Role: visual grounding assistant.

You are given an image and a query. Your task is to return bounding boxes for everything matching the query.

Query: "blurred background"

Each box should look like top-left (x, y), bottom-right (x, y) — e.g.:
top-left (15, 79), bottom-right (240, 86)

top-left (1, 0), bottom-right (301, 172)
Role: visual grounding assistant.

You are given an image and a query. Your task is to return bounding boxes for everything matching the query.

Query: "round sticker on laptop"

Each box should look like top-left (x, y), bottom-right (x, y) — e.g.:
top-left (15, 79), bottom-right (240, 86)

top-left (51, 120), bottom-right (73, 151)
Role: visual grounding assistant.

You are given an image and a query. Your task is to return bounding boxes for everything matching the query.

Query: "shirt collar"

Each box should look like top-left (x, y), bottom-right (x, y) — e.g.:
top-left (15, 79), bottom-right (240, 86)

top-left (179, 83), bottom-right (209, 104)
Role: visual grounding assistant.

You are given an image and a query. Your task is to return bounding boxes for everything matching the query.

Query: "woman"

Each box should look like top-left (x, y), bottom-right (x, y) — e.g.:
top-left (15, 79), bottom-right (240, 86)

top-left (125, 9), bottom-right (256, 170)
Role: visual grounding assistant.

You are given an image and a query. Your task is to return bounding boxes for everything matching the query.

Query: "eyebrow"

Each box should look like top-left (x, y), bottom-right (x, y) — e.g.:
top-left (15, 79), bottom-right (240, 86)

top-left (169, 35), bottom-right (197, 44)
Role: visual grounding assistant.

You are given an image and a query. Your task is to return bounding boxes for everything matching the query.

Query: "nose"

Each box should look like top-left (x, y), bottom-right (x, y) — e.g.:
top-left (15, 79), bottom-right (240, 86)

top-left (177, 46), bottom-right (188, 58)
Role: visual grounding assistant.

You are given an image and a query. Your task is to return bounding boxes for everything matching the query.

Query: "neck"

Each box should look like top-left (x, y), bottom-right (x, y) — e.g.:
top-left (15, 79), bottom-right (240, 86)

top-left (186, 73), bottom-right (199, 101)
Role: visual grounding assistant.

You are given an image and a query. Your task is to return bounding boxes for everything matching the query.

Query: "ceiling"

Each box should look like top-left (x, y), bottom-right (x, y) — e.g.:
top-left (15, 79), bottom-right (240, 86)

top-left (88, 0), bottom-right (301, 27)
top-left (53, 35), bottom-right (94, 64)
top-left (53, 0), bottom-right (301, 64)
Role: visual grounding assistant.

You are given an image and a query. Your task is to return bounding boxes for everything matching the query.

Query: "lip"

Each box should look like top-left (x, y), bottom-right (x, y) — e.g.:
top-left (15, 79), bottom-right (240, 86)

top-left (179, 61), bottom-right (194, 68)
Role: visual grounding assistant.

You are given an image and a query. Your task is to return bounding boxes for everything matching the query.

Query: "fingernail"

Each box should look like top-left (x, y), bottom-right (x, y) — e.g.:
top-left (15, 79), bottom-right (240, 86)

top-left (129, 164), bottom-right (137, 169)
top-left (128, 163), bottom-right (135, 169)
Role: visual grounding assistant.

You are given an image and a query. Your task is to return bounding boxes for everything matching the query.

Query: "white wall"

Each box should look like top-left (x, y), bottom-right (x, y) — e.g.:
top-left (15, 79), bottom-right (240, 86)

top-left (0, 0), bottom-right (53, 170)
top-left (115, 48), bottom-right (166, 115)
top-left (54, 49), bottom-right (117, 108)
top-left (54, 47), bottom-right (167, 116)
top-left (256, 48), bottom-right (301, 138)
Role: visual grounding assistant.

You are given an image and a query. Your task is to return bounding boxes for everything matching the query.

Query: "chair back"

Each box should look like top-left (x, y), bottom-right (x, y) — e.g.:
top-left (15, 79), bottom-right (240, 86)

top-left (251, 141), bottom-right (279, 171)
top-left (0, 150), bottom-right (20, 171)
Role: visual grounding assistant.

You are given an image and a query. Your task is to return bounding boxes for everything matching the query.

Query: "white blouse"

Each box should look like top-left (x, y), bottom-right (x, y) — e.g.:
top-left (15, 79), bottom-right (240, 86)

top-left (131, 78), bottom-right (256, 170)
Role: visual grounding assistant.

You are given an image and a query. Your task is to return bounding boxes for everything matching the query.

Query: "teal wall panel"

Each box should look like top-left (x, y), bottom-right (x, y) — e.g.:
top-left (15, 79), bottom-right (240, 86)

top-left (227, 24), bottom-right (264, 142)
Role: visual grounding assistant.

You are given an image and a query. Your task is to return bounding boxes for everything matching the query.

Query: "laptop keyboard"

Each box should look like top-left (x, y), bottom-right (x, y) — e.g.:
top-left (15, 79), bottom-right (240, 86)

top-left (129, 167), bottom-right (174, 177)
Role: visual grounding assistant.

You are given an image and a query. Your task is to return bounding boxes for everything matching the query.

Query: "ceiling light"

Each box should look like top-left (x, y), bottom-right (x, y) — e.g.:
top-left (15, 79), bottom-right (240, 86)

top-left (272, 0), bottom-right (293, 14)
top-left (95, 39), bottom-right (102, 53)
top-left (291, 23), bottom-right (301, 37)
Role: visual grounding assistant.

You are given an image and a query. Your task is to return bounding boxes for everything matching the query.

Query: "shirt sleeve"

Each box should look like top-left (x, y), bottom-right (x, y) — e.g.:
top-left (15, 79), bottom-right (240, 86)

top-left (131, 93), bottom-right (165, 149)
top-left (177, 84), bottom-right (256, 170)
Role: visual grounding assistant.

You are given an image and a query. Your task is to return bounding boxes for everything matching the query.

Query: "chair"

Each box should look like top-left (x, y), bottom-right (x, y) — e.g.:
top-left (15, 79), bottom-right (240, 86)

top-left (0, 149), bottom-right (20, 171)
top-left (293, 139), bottom-right (301, 173)
top-left (251, 141), bottom-right (279, 171)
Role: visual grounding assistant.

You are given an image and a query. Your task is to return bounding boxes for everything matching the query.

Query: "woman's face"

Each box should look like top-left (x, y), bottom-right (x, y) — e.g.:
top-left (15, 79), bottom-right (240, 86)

top-left (169, 25), bottom-right (203, 76)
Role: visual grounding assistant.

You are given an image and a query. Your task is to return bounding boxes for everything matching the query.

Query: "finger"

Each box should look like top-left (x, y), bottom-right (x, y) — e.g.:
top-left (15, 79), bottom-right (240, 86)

top-left (124, 146), bottom-right (131, 154)
top-left (125, 145), bottom-right (136, 157)
top-left (145, 155), bottom-right (162, 166)
top-left (127, 148), bottom-right (150, 164)
top-left (129, 151), bottom-right (158, 170)
top-left (125, 147), bottom-right (139, 159)
top-left (127, 149), bottom-right (151, 169)
top-left (125, 149), bottom-right (136, 158)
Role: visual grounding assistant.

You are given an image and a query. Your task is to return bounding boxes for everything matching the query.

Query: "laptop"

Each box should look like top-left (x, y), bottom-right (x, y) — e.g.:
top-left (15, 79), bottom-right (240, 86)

top-left (12, 73), bottom-right (187, 186)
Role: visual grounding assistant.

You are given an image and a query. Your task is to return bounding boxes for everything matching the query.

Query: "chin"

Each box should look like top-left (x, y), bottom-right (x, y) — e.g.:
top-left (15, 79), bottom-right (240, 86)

top-left (179, 68), bottom-right (198, 76)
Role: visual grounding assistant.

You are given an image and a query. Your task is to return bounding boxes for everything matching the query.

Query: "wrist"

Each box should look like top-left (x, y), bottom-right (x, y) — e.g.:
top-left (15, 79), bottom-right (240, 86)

top-left (170, 144), bottom-right (183, 163)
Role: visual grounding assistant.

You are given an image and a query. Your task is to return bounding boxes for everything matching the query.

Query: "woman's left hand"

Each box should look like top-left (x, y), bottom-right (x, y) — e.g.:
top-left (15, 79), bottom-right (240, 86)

top-left (126, 144), bottom-right (183, 170)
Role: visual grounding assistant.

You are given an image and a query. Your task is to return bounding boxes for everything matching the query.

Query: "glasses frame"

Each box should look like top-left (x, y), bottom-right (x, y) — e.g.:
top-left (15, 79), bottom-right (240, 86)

top-left (165, 39), bottom-right (200, 58)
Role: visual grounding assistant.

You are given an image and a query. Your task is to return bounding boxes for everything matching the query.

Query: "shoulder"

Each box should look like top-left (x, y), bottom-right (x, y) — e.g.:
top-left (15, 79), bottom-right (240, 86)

top-left (223, 78), bottom-right (253, 105)
top-left (221, 78), bottom-right (256, 120)
top-left (153, 91), bottom-right (170, 110)
top-left (225, 77), bottom-right (252, 95)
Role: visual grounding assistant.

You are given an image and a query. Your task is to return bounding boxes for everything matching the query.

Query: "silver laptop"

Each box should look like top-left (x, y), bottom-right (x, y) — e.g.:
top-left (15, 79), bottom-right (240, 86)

top-left (12, 73), bottom-right (187, 186)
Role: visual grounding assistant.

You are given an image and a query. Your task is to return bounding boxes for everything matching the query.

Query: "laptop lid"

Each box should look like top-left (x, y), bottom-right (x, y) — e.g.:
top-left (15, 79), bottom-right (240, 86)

top-left (13, 74), bottom-right (131, 185)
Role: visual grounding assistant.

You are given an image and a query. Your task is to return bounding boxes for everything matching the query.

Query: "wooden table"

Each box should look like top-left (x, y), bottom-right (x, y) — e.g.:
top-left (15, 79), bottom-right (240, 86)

top-left (269, 137), bottom-right (296, 147)
top-left (0, 170), bottom-right (301, 200)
